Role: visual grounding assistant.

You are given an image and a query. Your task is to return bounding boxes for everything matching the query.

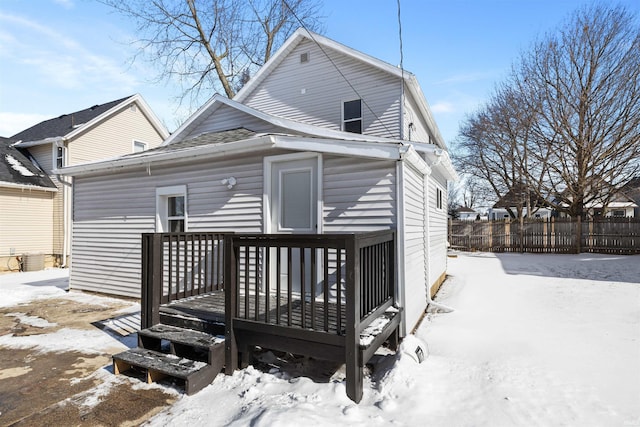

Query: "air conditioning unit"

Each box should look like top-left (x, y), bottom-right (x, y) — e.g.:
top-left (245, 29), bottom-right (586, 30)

top-left (24, 253), bottom-right (45, 272)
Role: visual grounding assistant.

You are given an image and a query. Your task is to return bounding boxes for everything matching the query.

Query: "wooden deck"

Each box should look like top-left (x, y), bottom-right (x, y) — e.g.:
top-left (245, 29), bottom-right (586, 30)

top-left (141, 230), bottom-right (400, 402)
top-left (160, 291), bottom-right (347, 335)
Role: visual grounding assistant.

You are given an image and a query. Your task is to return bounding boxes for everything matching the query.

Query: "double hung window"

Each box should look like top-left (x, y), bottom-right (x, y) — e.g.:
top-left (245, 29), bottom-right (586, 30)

top-left (342, 99), bottom-right (362, 134)
top-left (156, 185), bottom-right (187, 232)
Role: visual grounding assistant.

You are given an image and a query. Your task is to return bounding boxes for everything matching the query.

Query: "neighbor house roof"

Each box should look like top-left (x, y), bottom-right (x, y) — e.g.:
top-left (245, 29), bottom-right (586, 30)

top-left (11, 97), bottom-right (130, 142)
top-left (493, 184), bottom-right (550, 209)
top-left (0, 137), bottom-right (57, 191)
top-left (11, 94), bottom-right (169, 147)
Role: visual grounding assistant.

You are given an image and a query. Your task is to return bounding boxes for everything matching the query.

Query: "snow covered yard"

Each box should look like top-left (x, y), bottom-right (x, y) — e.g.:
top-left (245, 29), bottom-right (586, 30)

top-left (1, 253), bottom-right (638, 426)
top-left (147, 252), bottom-right (640, 426)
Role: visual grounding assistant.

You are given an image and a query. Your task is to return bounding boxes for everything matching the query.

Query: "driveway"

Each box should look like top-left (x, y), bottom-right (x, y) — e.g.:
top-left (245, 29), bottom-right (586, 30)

top-left (0, 270), bottom-right (176, 426)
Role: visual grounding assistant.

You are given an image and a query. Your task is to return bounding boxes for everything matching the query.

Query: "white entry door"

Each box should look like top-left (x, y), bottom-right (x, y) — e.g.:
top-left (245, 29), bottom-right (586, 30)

top-left (270, 157), bottom-right (318, 233)
top-left (267, 155), bottom-right (319, 294)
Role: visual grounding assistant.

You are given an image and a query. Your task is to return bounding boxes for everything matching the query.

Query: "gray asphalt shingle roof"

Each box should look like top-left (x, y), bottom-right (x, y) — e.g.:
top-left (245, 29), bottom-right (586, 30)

top-left (10, 96), bottom-right (132, 142)
top-left (122, 128), bottom-right (258, 158)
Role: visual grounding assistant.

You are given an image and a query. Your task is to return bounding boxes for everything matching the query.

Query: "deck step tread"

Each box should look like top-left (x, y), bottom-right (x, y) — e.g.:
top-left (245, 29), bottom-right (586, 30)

top-left (139, 324), bottom-right (224, 350)
top-left (113, 347), bottom-right (208, 379)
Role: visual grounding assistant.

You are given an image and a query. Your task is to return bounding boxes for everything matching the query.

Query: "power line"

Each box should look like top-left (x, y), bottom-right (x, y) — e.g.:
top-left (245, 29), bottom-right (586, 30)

top-left (282, 0), bottom-right (397, 139)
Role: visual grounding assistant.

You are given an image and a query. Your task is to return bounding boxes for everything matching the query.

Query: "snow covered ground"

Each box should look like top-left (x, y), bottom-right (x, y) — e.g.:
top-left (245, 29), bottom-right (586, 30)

top-left (1, 253), bottom-right (639, 426)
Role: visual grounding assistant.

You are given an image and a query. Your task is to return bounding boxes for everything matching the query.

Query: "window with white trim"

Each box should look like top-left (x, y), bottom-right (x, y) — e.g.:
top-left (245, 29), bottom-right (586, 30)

top-left (342, 99), bottom-right (362, 134)
top-left (156, 185), bottom-right (187, 232)
top-left (54, 144), bottom-right (66, 169)
top-left (133, 140), bottom-right (148, 153)
top-left (436, 187), bottom-right (443, 210)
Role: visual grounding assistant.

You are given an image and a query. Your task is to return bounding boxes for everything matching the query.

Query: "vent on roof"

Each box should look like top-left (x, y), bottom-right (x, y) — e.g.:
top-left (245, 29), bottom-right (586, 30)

top-left (90, 105), bottom-right (100, 110)
top-left (300, 52), bottom-right (309, 63)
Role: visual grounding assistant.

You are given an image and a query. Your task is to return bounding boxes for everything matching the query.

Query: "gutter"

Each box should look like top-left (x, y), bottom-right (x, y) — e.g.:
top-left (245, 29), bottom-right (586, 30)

top-left (56, 135), bottom-right (277, 176)
top-left (0, 181), bottom-right (58, 192)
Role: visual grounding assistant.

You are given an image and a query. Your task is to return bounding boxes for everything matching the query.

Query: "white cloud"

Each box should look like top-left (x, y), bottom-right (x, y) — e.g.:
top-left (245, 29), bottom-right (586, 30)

top-left (0, 12), bottom-right (138, 94)
top-left (430, 102), bottom-right (455, 113)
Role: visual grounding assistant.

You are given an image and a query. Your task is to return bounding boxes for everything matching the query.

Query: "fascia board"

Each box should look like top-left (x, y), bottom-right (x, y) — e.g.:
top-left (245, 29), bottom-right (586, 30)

top-left (0, 181), bottom-right (58, 192)
top-left (58, 135), bottom-right (276, 176)
top-left (273, 135), bottom-right (402, 161)
top-left (64, 94), bottom-right (170, 141)
top-left (405, 76), bottom-right (447, 150)
top-left (160, 94), bottom-right (223, 146)
top-left (13, 136), bottom-right (63, 148)
top-left (131, 94), bottom-right (171, 139)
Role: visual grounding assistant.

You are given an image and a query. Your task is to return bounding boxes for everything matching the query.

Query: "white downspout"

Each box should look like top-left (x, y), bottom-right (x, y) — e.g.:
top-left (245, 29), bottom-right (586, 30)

top-left (55, 140), bottom-right (71, 268)
top-left (56, 176), bottom-right (71, 268)
top-left (396, 160), bottom-right (407, 337)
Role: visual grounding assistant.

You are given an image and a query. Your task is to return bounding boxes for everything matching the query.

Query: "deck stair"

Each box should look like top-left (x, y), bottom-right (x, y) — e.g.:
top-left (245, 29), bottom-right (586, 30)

top-left (113, 324), bottom-right (225, 395)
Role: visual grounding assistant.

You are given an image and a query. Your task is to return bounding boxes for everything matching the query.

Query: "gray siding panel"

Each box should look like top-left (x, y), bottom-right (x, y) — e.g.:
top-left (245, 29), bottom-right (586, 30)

top-left (428, 174), bottom-right (448, 286)
top-left (322, 156), bottom-right (396, 232)
top-left (402, 163), bottom-right (427, 330)
top-left (71, 154), bottom-right (266, 298)
top-left (186, 104), bottom-right (288, 138)
top-left (244, 39), bottom-right (401, 139)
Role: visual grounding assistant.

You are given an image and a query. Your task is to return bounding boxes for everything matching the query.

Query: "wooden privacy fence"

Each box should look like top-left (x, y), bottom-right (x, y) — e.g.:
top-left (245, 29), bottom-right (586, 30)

top-left (449, 218), bottom-right (640, 254)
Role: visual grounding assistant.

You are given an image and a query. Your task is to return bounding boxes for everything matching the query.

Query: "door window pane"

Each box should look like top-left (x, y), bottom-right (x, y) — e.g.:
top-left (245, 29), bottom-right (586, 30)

top-left (168, 196), bottom-right (184, 216)
top-left (281, 170), bottom-right (312, 229)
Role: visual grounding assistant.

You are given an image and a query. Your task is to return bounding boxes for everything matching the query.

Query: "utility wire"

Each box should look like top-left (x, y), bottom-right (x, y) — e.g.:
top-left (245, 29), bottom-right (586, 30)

top-left (397, 0), bottom-right (406, 140)
top-left (282, 0), bottom-right (397, 139)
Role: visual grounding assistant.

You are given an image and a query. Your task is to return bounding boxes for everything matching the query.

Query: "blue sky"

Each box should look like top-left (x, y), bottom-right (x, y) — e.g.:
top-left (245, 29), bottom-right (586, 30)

top-left (1, 0), bottom-right (638, 145)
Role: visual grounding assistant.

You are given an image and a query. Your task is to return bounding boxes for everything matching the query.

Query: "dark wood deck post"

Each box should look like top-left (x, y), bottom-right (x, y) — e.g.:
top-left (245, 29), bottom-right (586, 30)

top-left (141, 233), bottom-right (163, 329)
top-left (224, 234), bottom-right (238, 374)
top-left (345, 234), bottom-right (363, 403)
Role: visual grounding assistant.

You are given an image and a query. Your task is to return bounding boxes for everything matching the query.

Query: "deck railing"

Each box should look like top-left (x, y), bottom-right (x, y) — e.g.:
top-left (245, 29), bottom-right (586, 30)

top-left (224, 230), bottom-right (396, 402)
top-left (223, 230), bottom-right (395, 332)
top-left (140, 230), bottom-right (398, 402)
top-left (141, 232), bottom-right (226, 328)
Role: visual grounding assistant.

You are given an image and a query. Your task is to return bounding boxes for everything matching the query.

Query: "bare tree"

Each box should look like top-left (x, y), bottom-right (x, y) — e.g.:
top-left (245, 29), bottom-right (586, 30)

top-left (518, 4), bottom-right (640, 221)
top-left (100, 0), bottom-right (324, 106)
top-left (455, 82), bottom-right (547, 220)
top-left (455, 5), bottom-right (639, 228)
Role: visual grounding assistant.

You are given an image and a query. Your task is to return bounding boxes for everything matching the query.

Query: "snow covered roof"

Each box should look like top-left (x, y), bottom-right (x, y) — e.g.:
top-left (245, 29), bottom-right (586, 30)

top-left (0, 137), bottom-right (57, 191)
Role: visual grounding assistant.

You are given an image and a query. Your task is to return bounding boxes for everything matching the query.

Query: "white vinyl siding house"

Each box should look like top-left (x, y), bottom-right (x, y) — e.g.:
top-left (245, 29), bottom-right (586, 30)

top-left (238, 38), bottom-right (402, 139)
top-left (62, 29), bottom-right (457, 335)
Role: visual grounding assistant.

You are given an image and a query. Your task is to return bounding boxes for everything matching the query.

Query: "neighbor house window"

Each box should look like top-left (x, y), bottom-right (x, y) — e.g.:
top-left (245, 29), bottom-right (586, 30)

top-left (133, 140), bottom-right (148, 153)
top-left (156, 185), bottom-right (187, 232)
top-left (342, 99), bottom-right (362, 134)
top-left (436, 188), bottom-right (443, 210)
top-left (612, 210), bottom-right (626, 218)
top-left (54, 145), bottom-right (66, 169)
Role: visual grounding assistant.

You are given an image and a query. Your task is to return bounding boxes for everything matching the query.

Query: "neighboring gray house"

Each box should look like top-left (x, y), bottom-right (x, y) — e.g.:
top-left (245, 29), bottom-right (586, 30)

top-left (60, 29), bottom-right (457, 337)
